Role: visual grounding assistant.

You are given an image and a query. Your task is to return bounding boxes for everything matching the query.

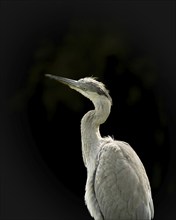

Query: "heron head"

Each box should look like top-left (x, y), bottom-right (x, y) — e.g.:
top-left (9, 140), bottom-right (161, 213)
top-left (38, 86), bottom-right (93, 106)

top-left (45, 74), bottom-right (112, 105)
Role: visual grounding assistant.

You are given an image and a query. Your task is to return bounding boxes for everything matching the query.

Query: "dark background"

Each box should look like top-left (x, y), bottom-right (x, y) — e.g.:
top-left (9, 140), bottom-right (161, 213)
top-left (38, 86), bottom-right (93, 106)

top-left (0, 1), bottom-right (176, 219)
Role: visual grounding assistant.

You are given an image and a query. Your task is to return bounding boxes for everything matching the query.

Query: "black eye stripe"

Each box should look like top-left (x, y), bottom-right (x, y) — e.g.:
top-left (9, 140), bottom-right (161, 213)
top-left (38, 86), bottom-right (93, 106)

top-left (85, 82), bottom-right (109, 97)
top-left (97, 88), bottom-right (106, 95)
top-left (79, 78), bottom-right (112, 103)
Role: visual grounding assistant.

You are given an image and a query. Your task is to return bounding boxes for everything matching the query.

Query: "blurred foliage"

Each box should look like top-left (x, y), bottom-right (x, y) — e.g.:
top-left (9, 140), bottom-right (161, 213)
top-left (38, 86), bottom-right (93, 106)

top-left (11, 20), bottom-right (131, 118)
top-left (126, 86), bottom-right (142, 106)
top-left (11, 19), bottom-right (161, 119)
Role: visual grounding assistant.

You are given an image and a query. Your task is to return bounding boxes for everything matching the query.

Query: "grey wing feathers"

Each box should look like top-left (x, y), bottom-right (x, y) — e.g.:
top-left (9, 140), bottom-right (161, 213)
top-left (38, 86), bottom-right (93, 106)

top-left (94, 141), bottom-right (154, 220)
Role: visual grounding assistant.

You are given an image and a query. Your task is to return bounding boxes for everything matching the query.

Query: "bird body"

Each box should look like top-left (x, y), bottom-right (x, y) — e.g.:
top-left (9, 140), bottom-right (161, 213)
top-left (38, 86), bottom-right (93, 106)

top-left (85, 138), bottom-right (154, 220)
top-left (46, 75), bottom-right (154, 220)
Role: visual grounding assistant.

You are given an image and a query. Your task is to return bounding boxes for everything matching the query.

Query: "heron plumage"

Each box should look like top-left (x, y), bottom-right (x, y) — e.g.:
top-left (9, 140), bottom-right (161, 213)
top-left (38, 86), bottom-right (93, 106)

top-left (94, 140), bottom-right (154, 220)
top-left (46, 75), bottom-right (154, 220)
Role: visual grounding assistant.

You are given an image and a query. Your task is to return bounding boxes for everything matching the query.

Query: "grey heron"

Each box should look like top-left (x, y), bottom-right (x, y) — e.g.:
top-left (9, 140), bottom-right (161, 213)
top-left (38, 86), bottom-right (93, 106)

top-left (46, 74), bottom-right (154, 220)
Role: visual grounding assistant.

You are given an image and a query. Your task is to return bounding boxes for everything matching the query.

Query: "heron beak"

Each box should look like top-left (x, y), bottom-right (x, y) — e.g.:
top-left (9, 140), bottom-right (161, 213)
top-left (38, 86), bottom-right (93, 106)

top-left (45, 74), bottom-right (79, 89)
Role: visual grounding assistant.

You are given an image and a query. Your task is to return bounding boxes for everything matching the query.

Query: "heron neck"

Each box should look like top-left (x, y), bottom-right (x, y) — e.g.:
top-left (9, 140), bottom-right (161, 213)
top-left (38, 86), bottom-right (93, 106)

top-left (81, 98), bottom-right (111, 169)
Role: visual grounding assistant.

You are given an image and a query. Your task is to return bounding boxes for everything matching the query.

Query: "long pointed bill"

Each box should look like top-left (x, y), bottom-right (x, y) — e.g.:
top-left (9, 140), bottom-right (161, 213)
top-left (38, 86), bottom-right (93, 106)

top-left (45, 74), bottom-right (79, 89)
